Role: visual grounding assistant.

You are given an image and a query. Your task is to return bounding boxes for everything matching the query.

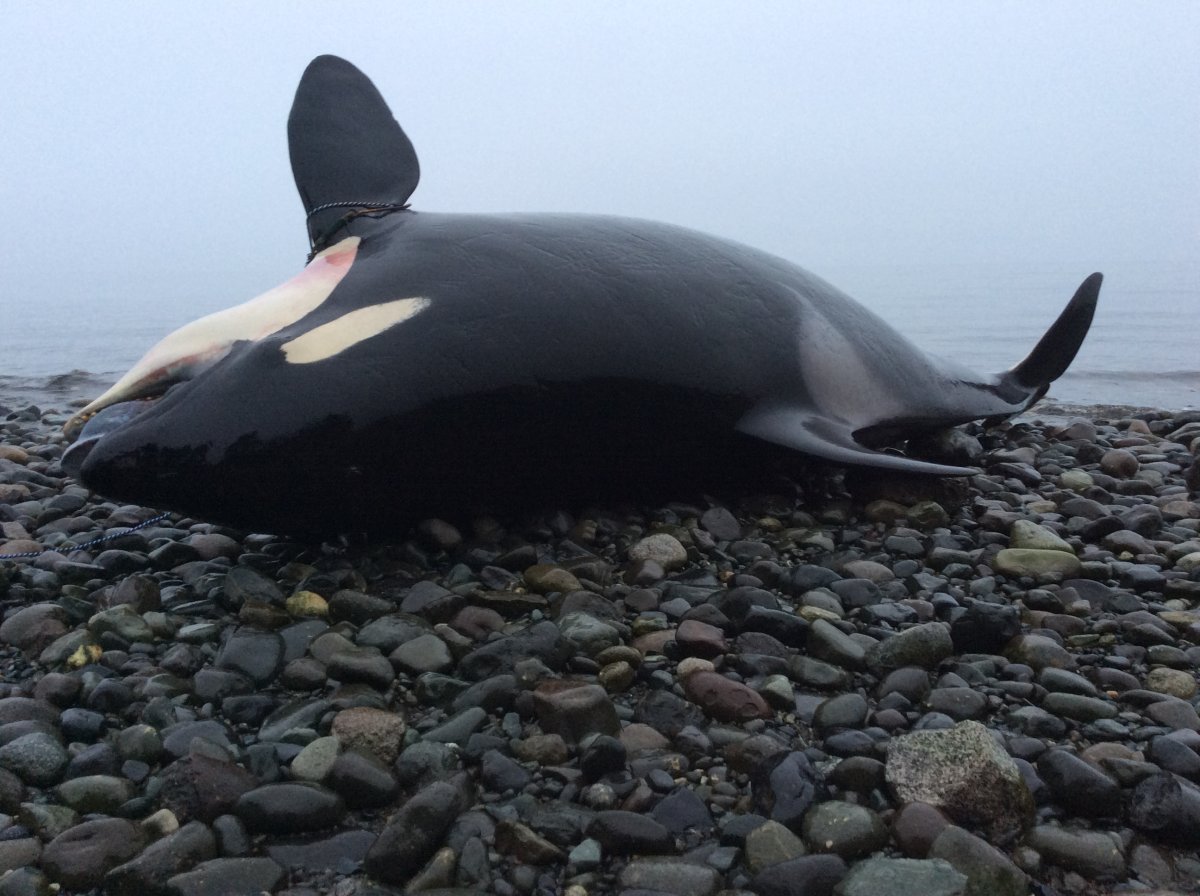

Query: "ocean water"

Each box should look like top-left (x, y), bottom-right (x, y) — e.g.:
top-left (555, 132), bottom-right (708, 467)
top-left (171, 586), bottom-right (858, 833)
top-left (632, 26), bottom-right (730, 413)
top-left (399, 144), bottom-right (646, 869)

top-left (2, 258), bottom-right (1197, 411)
top-left (823, 259), bottom-right (1200, 412)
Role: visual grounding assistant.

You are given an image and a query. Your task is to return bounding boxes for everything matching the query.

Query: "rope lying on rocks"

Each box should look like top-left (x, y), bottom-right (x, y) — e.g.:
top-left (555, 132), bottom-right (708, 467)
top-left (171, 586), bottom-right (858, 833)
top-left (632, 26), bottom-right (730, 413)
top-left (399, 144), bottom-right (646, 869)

top-left (0, 511), bottom-right (171, 561)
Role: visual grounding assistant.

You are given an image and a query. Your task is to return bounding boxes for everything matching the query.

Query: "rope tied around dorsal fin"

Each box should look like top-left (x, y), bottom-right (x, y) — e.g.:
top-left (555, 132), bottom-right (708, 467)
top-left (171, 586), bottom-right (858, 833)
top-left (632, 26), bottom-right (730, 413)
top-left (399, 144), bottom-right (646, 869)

top-left (305, 200), bottom-right (410, 262)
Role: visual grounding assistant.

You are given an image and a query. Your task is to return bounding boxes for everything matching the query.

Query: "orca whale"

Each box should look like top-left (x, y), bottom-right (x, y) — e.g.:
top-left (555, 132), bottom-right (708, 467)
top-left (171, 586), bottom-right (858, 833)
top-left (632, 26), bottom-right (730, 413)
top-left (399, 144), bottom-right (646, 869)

top-left (63, 55), bottom-right (1100, 535)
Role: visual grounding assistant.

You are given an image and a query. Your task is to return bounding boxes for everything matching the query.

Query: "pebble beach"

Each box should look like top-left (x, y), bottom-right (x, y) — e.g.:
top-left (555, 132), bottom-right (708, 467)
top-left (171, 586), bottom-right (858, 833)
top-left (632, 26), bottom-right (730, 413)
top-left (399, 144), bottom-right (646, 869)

top-left (1, 394), bottom-right (1199, 896)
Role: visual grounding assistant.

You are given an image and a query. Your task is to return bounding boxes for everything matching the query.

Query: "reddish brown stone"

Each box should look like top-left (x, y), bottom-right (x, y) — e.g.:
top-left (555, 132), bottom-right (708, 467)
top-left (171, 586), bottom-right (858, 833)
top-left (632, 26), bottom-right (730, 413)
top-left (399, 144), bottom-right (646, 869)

top-left (158, 753), bottom-right (258, 823)
top-left (533, 681), bottom-right (620, 743)
top-left (675, 619), bottom-right (727, 659)
top-left (682, 671), bottom-right (772, 722)
top-left (892, 801), bottom-right (950, 857)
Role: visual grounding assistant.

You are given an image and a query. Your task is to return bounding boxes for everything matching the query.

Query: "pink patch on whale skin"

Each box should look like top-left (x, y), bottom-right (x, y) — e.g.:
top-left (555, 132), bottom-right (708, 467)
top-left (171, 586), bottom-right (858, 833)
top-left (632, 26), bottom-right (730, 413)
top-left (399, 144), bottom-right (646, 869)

top-left (321, 242), bottom-right (357, 269)
top-left (64, 237), bottom-right (362, 438)
top-left (279, 238), bottom-right (359, 295)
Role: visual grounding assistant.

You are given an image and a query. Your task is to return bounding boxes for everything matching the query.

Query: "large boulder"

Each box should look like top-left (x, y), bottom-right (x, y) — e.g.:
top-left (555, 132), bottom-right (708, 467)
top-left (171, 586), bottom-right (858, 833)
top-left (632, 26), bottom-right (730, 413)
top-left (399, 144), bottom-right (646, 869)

top-left (885, 721), bottom-right (1034, 838)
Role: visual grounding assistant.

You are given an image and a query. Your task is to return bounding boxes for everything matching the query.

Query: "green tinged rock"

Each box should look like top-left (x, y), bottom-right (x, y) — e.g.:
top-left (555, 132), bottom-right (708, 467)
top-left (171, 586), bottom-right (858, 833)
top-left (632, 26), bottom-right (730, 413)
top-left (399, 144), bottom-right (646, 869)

top-left (866, 622), bottom-right (953, 673)
top-left (802, 800), bottom-right (888, 859)
top-left (1025, 825), bottom-right (1126, 880)
top-left (744, 819), bottom-right (806, 872)
top-left (929, 825), bottom-right (1029, 896)
top-left (994, 548), bottom-right (1081, 580)
top-left (1009, 520), bottom-right (1074, 553)
top-left (836, 857), bottom-right (967, 896)
top-left (886, 721), bottom-right (1034, 839)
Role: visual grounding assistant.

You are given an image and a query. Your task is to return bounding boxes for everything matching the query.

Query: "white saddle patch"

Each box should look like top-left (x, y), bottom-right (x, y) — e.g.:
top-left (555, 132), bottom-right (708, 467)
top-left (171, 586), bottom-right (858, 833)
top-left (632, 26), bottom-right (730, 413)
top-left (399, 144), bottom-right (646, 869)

top-left (282, 296), bottom-right (432, 364)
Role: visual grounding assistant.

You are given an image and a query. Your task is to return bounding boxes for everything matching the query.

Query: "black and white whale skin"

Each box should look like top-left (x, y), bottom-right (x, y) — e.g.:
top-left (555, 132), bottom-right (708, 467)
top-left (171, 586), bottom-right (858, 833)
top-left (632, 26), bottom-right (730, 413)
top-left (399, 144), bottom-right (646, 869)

top-left (63, 55), bottom-right (1101, 536)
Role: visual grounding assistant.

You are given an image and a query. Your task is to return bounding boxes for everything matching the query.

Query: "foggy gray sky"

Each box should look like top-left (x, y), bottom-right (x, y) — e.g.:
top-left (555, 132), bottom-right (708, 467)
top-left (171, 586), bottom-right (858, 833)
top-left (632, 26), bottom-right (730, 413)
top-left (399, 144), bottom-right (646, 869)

top-left (3, 3), bottom-right (1198, 332)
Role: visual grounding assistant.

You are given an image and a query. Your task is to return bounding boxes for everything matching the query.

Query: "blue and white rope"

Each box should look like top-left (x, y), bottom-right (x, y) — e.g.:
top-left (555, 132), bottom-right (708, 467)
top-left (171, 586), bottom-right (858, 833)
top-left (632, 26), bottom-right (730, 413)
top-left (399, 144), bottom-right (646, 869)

top-left (0, 512), bottom-right (171, 561)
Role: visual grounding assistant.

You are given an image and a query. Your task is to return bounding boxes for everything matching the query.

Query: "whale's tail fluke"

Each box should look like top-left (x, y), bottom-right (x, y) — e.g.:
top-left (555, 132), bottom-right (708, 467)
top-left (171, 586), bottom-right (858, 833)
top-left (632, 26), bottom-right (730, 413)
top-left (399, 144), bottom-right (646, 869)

top-left (1002, 272), bottom-right (1102, 403)
top-left (738, 272), bottom-right (1104, 475)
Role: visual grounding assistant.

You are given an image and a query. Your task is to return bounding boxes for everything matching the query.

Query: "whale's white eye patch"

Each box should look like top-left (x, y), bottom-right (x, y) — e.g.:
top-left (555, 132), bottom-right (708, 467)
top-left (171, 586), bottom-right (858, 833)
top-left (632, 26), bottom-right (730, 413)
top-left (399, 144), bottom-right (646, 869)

top-left (281, 297), bottom-right (432, 364)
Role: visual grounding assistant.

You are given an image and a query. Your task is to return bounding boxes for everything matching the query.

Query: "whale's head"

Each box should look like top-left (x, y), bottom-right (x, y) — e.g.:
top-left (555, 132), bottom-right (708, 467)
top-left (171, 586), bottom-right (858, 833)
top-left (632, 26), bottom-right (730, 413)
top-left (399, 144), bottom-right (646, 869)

top-left (63, 55), bottom-right (428, 526)
top-left (62, 236), bottom-right (362, 475)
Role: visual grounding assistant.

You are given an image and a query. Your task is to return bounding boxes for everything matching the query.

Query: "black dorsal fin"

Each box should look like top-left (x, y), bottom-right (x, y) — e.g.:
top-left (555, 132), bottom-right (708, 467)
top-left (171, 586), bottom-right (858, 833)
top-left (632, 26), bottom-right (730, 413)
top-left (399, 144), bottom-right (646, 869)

top-left (288, 55), bottom-right (420, 250)
top-left (1006, 272), bottom-right (1102, 392)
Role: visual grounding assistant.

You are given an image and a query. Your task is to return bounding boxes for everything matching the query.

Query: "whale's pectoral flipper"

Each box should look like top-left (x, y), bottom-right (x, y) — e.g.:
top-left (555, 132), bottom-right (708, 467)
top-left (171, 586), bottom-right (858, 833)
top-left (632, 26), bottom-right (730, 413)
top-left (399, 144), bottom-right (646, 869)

top-left (288, 55), bottom-right (421, 251)
top-left (736, 403), bottom-right (978, 476)
top-left (1000, 272), bottom-right (1102, 403)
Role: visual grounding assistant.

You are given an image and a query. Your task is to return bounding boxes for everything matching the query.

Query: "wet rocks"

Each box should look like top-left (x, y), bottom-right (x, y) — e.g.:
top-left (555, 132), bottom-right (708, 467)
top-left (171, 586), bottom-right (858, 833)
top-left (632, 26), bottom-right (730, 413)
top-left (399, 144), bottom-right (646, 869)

top-left (618, 857), bottom-right (720, 895)
top-left (948, 599), bottom-right (1020, 652)
top-left (836, 857), bottom-right (967, 896)
top-left (157, 753), bottom-right (257, 824)
top-left (891, 801), bottom-right (951, 858)
top-left (927, 825), bottom-right (1028, 896)
top-left (1041, 692), bottom-right (1117, 721)
top-left (813, 692), bottom-right (869, 733)
top-left (807, 618), bottom-right (867, 669)
top-left (328, 706), bottom-right (406, 764)
top-left (1037, 749), bottom-right (1122, 818)
top-left (994, 548), bottom-right (1081, 580)
top-left (0, 603), bottom-right (68, 653)
top-left (866, 622), bottom-right (953, 673)
top-left (1009, 519), bottom-right (1075, 553)
top-left (163, 856), bottom-right (284, 895)
top-left (1146, 666), bottom-right (1198, 699)
top-left (744, 819), bottom-right (806, 872)
top-left (681, 670), bottom-right (772, 722)
top-left (628, 533), bottom-right (688, 571)
top-left (752, 751), bottom-right (824, 829)
top-left (586, 810), bottom-right (674, 855)
top-left (104, 820), bottom-right (217, 896)
top-left (1025, 825), bottom-right (1127, 880)
top-left (5, 400), bottom-right (1200, 894)
top-left (213, 627), bottom-right (283, 686)
top-left (802, 800), bottom-right (888, 859)
top-left (389, 631), bottom-right (452, 675)
top-left (1004, 633), bottom-right (1075, 671)
top-left (533, 681), bottom-right (620, 742)
top-left (363, 778), bottom-right (473, 884)
top-left (751, 854), bottom-right (848, 896)
top-left (0, 733), bottom-right (68, 786)
top-left (457, 619), bottom-right (571, 679)
top-left (886, 721), bottom-right (1034, 837)
top-left (40, 818), bottom-right (145, 891)
top-left (1128, 773), bottom-right (1200, 845)
top-left (234, 782), bottom-right (346, 833)
top-left (56, 774), bottom-right (137, 814)
top-left (494, 819), bottom-right (564, 864)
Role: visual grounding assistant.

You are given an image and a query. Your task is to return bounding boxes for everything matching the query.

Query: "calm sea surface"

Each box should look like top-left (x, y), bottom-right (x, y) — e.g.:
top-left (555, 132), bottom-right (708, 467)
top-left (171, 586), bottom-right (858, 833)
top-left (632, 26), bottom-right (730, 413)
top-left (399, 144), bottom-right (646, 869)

top-left (823, 259), bottom-right (1199, 412)
top-left (3, 259), bottom-right (1197, 411)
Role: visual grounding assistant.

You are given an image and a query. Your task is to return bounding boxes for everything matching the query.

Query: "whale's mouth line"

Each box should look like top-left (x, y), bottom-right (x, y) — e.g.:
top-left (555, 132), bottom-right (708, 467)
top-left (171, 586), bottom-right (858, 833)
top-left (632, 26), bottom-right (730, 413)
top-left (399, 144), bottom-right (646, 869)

top-left (60, 395), bottom-right (165, 479)
top-left (61, 236), bottom-right (365, 447)
top-left (65, 388), bottom-right (167, 438)
top-left (62, 365), bottom-right (197, 443)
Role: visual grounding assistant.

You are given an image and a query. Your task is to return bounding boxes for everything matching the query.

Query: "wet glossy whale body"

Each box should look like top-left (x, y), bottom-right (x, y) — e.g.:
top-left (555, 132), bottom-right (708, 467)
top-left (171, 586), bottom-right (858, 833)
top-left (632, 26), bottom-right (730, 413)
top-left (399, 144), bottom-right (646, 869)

top-left (65, 55), bottom-right (1101, 536)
